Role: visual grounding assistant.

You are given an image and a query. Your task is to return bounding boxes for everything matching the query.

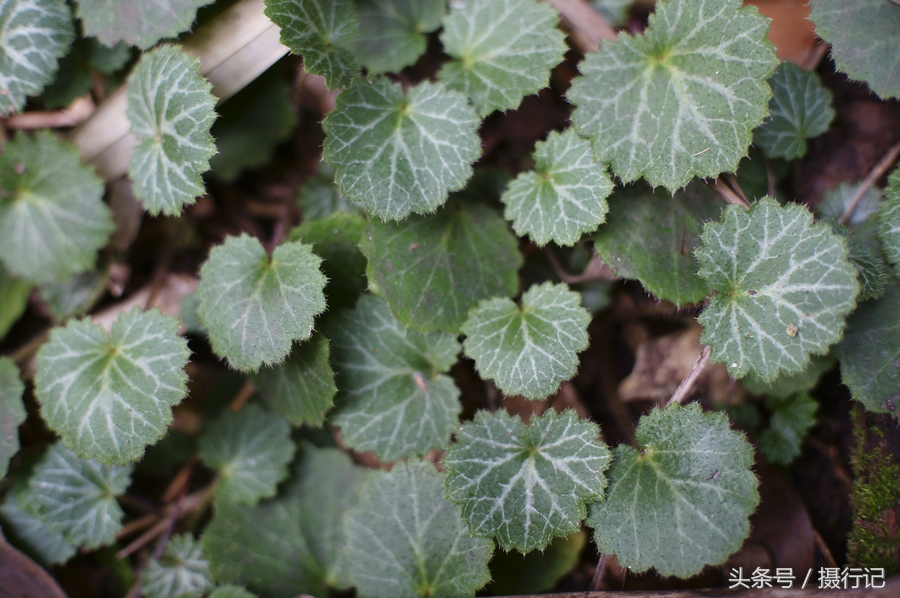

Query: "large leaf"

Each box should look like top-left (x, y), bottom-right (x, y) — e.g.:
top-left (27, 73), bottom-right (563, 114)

top-left (878, 168), bottom-right (900, 278)
top-left (696, 198), bottom-right (859, 382)
top-left (758, 392), bottom-right (817, 466)
top-left (0, 0), bottom-right (74, 116)
top-left (0, 267), bottom-right (31, 338)
top-left (809, 0), bottom-right (900, 100)
top-left (142, 534), bottom-right (213, 598)
top-left (326, 295), bottom-right (461, 461)
top-left (322, 78), bottom-right (481, 221)
top-left (361, 200), bottom-right (522, 333)
top-left (0, 485), bottom-right (76, 566)
top-left (438, 0), bottom-right (566, 116)
top-left (443, 409), bottom-right (610, 553)
top-left (0, 358), bottom-right (25, 479)
top-left (34, 308), bottom-right (190, 464)
top-left (27, 443), bottom-right (133, 549)
top-left (568, 0), bottom-right (778, 191)
top-left (501, 129), bottom-right (613, 247)
top-left (593, 181), bottom-right (722, 306)
top-left (76, 0), bottom-right (213, 50)
top-left (127, 45), bottom-right (217, 216)
top-left (265, 0), bottom-right (359, 90)
top-left (462, 282), bottom-right (591, 400)
top-left (588, 403), bottom-right (759, 578)
top-left (344, 460), bottom-right (493, 598)
top-left (354, 0), bottom-right (445, 74)
top-left (197, 235), bottom-right (327, 372)
top-left (0, 132), bottom-right (112, 285)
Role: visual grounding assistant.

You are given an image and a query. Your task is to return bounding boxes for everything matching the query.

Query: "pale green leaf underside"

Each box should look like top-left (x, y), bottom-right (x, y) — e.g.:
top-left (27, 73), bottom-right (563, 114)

top-left (0, 0), bottom-right (73, 116)
top-left (462, 282), bottom-right (591, 400)
top-left (809, 0), bottom-right (900, 100)
top-left (344, 461), bottom-right (493, 598)
top-left (197, 234), bottom-right (327, 372)
top-left (361, 200), bottom-right (522, 333)
top-left (502, 129), bottom-right (613, 247)
top-left (818, 181), bottom-right (882, 227)
top-left (443, 409), bottom-right (610, 553)
top-left (0, 267), bottom-right (31, 338)
top-left (438, 0), bottom-right (566, 116)
top-left (568, 0), bottom-right (778, 191)
top-left (142, 534), bottom-right (213, 598)
top-left (593, 181), bottom-right (721, 306)
top-left (27, 443), bottom-right (133, 549)
top-left (327, 294), bottom-right (462, 461)
top-left (198, 403), bottom-right (295, 505)
top-left (355, 0), bottom-right (445, 74)
top-left (592, 0), bottom-right (632, 27)
top-left (127, 45), bottom-right (217, 216)
top-left (76, 0), bottom-right (213, 50)
top-left (0, 485), bottom-right (77, 565)
top-left (265, 0), bottom-right (359, 90)
top-left (0, 357), bottom-right (26, 479)
top-left (878, 169), bottom-right (900, 278)
top-left (588, 403), bottom-right (759, 578)
top-left (754, 62), bottom-right (834, 160)
top-left (0, 131), bottom-right (112, 285)
top-left (35, 308), bottom-right (190, 464)
top-left (758, 392), bottom-right (817, 465)
top-left (697, 198), bottom-right (859, 382)
top-left (323, 78), bottom-right (481, 221)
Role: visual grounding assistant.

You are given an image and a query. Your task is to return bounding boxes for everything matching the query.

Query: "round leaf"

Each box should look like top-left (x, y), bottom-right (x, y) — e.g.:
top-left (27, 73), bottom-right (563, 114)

top-left (0, 485), bottom-right (76, 566)
top-left (142, 534), bottom-right (213, 598)
top-left (355, 0), bottom-right (445, 74)
top-left (76, 0), bottom-right (214, 50)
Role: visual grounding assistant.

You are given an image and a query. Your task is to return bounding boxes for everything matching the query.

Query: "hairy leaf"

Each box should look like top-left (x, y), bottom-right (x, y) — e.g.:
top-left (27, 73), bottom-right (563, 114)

top-left (142, 534), bottom-right (213, 598)
top-left (848, 236), bottom-right (890, 303)
top-left (443, 409), bottom-right (610, 552)
top-left (588, 403), bottom-right (759, 578)
top-left (0, 485), bottom-right (76, 565)
top-left (0, 267), bottom-right (31, 342)
top-left (322, 78), bottom-right (481, 221)
top-left (0, 358), bottom-right (25, 479)
top-left (741, 353), bottom-right (835, 399)
top-left (486, 531), bottom-right (586, 595)
top-left (296, 162), bottom-right (363, 220)
top-left (758, 392), bottom-right (817, 466)
top-left (878, 168), bottom-right (900, 278)
top-left (462, 282), bottom-right (590, 400)
top-left (76, 0), bottom-right (213, 49)
top-left (568, 0), bottom-right (778, 191)
top-left (354, 0), bottom-right (445, 74)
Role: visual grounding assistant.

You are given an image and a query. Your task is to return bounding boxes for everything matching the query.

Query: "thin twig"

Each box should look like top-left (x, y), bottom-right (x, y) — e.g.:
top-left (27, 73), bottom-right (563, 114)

top-left (228, 379), bottom-right (255, 412)
top-left (707, 177), bottom-right (751, 209)
top-left (722, 172), bottom-right (749, 204)
top-left (763, 153), bottom-right (778, 199)
top-left (838, 140), bottom-right (900, 225)
top-left (544, 248), bottom-right (618, 284)
top-left (115, 487), bottom-right (213, 559)
top-left (666, 345), bottom-right (711, 407)
top-left (590, 554), bottom-right (610, 591)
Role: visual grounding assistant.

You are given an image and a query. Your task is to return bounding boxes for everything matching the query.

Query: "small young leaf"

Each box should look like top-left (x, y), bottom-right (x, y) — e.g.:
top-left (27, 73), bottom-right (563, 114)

top-left (758, 392), bottom-right (817, 466)
top-left (754, 62), bottom-right (834, 160)
top-left (251, 334), bottom-right (337, 427)
top-left (443, 409), bottom-right (610, 553)
top-left (0, 0), bottom-right (74, 116)
top-left (39, 38), bottom-right (130, 109)
top-left (878, 168), bottom-right (900, 278)
top-left (199, 403), bottom-right (296, 505)
top-left (0, 267), bottom-right (31, 340)
top-left (591, 0), bottom-right (632, 27)
top-left (326, 295), bottom-right (461, 461)
top-left (0, 131), bottom-right (113, 285)
top-left (210, 586), bottom-right (256, 598)
top-left (39, 267), bottom-right (109, 321)
top-left (265, 0), bottom-right (359, 90)
top-left (696, 198), bottom-right (859, 382)
top-left (34, 308), bottom-right (190, 464)
top-left (438, 0), bottom-right (566, 116)
top-left (741, 353), bottom-right (835, 399)
top-left (344, 460), bottom-right (493, 598)
top-left (0, 485), bottom-right (77, 565)
top-left (593, 181), bottom-right (722, 306)
top-left (0, 358), bottom-right (26, 479)
top-left (127, 45), bottom-right (217, 216)
top-left (486, 531), bottom-right (586, 596)
top-left (197, 235), bottom-right (327, 372)
top-left (361, 200), bottom-right (522, 333)
top-left (809, 0), bottom-right (900, 100)
top-left (568, 0), bottom-right (778, 191)
top-left (462, 282), bottom-right (590, 400)
top-left (847, 237), bottom-right (890, 303)
top-left (501, 129), bottom-right (613, 247)
top-left (322, 78), bottom-right (481, 221)
top-left (296, 162), bottom-right (363, 221)
top-left (588, 403), bottom-right (759, 578)
top-left (142, 534), bottom-right (213, 598)
top-left (354, 0), bottom-right (445, 74)
top-left (27, 443), bottom-right (133, 549)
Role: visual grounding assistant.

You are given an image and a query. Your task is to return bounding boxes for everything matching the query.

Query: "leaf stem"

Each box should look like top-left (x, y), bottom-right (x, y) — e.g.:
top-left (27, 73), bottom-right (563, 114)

top-left (666, 345), bottom-right (711, 407)
top-left (706, 177), bottom-right (750, 209)
top-left (838, 140), bottom-right (900, 226)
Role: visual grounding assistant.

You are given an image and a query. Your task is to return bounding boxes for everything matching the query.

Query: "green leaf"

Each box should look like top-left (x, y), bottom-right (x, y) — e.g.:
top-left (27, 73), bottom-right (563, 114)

top-left (39, 38), bottom-right (130, 109)
top-left (443, 409), bottom-right (610, 552)
top-left (296, 162), bottom-right (363, 221)
top-left (0, 485), bottom-right (77, 565)
top-left (354, 0), bottom-right (445, 74)
top-left (438, 0), bottom-right (566, 116)
top-left (127, 45), bottom-right (217, 216)
top-left (501, 129), bottom-right (613, 246)
top-left (205, 445), bottom-right (370, 597)
top-left (0, 267), bottom-right (31, 338)
top-left (0, 131), bottom-right (112, 285)
top-left (210, 586), bottom-right (256, 598)
top-left (344, 460), bottom-right (493, 598)
top-left (322, 78), bottom-right (481, 221)
top-left (0, 0), bottom-right (74, 116)
top-left (361, 200), bottom-right (522, 333)
top-left (0, 358), bottom-right (25, 479)
top-left (142, 534), bottom-right (213, 598)
top-left (878, 168), bottom-right (900, 278)
top-left (75, 0), bottom-right (214, 50)
top-left (326, 294), bottom-right (461, 460)
top-left (34, 308), bottom-right (190, 464)
top-left (251, 334), bottom-right (336, 427)
top-left (591, 0), bottom-right (632, 27)
top-left (486, 531), bottom-right (586, 596)
top-left (754, 62), bottom-right (834, 161)
top-left (837, 282), bottom-right (900, 416)
top-left (741, 353), bottom-right (835, 399)
top-left (593, 181), bottom-right (722, 306)
top-left (199, 403), bottom-right (296, 505)
top-left (818, 181), bottom-right (882, 226)
top-left (568, 0), bottom-right (778, 191)
top-left (696, 198), bottom-right (859, 382)
top-left (265, 0), bottom-right (359, 90)
top-left (197, 234), bottom-right (327, 372)
top-left (809, 0), bottom-right (900, 100)
top-left (27, 443), bottom-right (133, 549)
top-left (588, 403), bottom-right (759, 578)
top-left (847, 236), bottom-right (890, 303)
top-left (758, 392), bottom-right (817, 466)
top-left (462, 282), bottom-right (590, 400)
top-left (39, 267), bottom-right (109, 321)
